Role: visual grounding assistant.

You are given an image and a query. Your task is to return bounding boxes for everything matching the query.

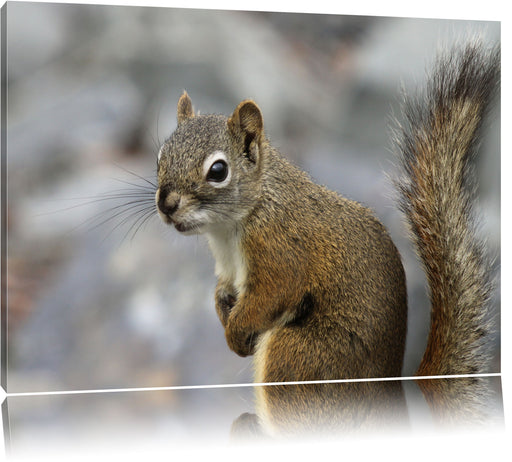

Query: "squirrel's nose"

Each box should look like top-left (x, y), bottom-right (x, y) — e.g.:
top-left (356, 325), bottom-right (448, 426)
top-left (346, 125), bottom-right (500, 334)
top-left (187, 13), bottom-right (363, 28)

top-left (157, 188), bottom-right (180, 217)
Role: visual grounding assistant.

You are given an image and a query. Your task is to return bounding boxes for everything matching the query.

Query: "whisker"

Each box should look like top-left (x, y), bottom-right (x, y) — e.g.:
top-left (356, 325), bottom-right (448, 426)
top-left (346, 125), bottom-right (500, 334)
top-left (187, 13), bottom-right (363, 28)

top-left (110, 179), bottom-right (157, 195)
top-left (142, 123), bottom-right (162, 159)
top-left (156, 109), bottom-right (162, 153)
top-left (111, 162), bottom-right (158, 190)
top-left (34, 159), bottom-right (162, 245)
top-left (123, 206), bottom-right (158, 242)
top-left (105, 205), bottom-right (157, 243)
top-left (81, 199), bottom-right (156, 234)
top-left (40, 192), bottom-right (155, 217)
top-left (110, 179), bottom-right (157, 193)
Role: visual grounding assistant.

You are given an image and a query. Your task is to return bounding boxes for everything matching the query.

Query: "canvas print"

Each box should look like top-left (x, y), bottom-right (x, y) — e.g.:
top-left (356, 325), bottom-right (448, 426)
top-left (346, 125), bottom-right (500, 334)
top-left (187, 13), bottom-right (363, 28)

top-left (0, 1), bottom-right (503, 456)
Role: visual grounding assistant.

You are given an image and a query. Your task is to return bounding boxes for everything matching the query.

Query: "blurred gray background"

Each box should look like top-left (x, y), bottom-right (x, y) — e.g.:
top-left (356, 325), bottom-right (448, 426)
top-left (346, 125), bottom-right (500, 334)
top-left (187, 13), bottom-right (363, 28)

top-left (5, 3), bottom-right (500, 399)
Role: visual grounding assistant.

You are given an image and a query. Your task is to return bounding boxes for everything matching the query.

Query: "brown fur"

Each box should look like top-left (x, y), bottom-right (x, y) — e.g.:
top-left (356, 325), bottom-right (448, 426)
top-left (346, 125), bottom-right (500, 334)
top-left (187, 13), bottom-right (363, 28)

top-left (219, 103), bottom-right (408, 378)
top-left (155, 40), bottom-right (499, 437)
top-left (157, 93), bottom-right (407, 381)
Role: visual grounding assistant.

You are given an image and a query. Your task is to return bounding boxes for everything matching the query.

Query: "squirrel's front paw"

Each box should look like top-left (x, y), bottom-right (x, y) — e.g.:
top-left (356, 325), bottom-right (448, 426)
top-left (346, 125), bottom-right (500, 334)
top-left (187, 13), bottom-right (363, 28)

top-left (215, 289), bottom-right (237, 327)
top-left (225, 321), bottom-right (259, 357)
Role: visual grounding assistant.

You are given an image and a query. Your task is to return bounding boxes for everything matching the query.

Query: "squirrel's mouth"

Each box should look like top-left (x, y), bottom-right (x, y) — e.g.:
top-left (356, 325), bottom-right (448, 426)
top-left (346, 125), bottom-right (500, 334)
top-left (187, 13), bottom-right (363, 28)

top-left (174, 220), bottom-right (204, 235)
top-left (156, 209), bottom-right (203, 235)
top-left (174, 221), bottom-right (193, 233)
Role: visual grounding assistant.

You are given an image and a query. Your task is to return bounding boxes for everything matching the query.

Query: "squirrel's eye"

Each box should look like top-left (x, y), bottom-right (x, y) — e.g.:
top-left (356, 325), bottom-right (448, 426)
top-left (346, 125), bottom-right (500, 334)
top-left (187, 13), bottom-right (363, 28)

top-left (207, 160), bottom-right (229, 183)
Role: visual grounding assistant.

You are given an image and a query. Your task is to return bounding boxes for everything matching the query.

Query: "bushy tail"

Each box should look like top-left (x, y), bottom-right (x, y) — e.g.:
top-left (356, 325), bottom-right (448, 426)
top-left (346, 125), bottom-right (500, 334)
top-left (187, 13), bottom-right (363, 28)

top-left (394, 41), bottom-right (500, 376)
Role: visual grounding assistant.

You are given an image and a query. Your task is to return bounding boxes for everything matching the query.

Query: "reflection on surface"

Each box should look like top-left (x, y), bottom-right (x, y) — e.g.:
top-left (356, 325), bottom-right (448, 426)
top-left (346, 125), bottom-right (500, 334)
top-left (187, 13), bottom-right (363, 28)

top-left (235, 380), bottom-right (409, 438)
top-left (231, 376), bottom-right (503, 440)
top-left (414, 376), bottom-right (502, 427)
top-left (3, 376), bottom-right (503, 457)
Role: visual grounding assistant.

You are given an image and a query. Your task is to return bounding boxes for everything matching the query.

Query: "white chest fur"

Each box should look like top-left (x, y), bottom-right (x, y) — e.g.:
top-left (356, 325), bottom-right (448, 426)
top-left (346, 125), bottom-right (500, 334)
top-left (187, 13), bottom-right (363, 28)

top-left (206, 226), bottom-right (247, 294)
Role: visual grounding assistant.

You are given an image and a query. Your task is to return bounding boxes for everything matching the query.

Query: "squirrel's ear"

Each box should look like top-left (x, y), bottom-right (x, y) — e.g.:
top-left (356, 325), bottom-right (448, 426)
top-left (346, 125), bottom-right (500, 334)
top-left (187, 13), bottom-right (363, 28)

top-left (228, 100), bottom-right (264, 163)
top-left (177, 91), bottom-right (195, 125)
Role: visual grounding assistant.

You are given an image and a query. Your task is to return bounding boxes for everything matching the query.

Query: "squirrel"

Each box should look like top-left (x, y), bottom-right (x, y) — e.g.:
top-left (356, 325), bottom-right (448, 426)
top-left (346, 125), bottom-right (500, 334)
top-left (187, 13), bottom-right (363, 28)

top-left (155, 41), bottom-right (499, 392)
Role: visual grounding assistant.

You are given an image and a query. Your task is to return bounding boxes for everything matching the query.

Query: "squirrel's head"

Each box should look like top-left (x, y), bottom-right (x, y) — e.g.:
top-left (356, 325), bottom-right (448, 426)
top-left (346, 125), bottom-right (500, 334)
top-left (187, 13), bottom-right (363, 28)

top-left (155, 91), bottom-right (265, 235)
